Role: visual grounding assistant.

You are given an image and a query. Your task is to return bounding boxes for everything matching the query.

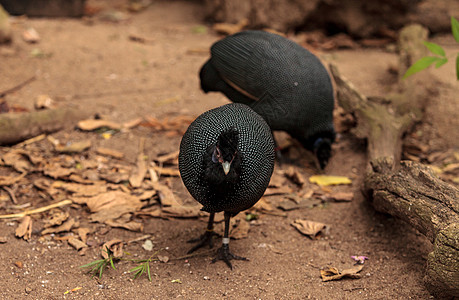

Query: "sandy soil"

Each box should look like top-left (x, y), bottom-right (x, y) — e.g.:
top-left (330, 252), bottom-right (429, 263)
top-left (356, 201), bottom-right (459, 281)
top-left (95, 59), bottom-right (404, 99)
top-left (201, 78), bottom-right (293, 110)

top-left (0, 1), bottom-right (458, 299)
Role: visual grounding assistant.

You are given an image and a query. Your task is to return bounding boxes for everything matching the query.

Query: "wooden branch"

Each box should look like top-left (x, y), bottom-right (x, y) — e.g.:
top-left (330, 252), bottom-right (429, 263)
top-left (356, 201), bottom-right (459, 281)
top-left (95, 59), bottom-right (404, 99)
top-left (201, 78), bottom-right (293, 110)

top-left (365, 159), bottom-right (459, 298)
top-left (329, 65), bottom-right (414, 166)
top-left (366, 159), bottom-right (459, 242)
top-left (0, 107), bottom-right (89, 145)
top-left (331, 24), bottom-right (459, 299)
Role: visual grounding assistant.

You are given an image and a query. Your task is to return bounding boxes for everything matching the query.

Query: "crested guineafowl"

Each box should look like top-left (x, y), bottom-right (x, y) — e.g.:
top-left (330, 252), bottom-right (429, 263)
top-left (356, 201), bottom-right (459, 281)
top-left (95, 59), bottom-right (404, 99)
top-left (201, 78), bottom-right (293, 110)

top-left (200, 30), bottom-right (336, 169)
top-left (179, 103), bottom-right (275, 269)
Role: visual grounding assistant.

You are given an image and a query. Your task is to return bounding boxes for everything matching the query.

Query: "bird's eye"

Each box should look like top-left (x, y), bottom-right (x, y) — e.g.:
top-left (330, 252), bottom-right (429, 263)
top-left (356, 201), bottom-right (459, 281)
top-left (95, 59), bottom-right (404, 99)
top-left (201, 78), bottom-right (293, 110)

top-left (212, 147), bottom-right (221, 163)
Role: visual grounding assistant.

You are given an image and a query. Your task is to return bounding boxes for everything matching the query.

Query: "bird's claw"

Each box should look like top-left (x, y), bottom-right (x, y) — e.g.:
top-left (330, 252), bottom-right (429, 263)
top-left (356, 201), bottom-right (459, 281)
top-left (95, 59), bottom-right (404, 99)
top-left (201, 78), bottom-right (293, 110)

top-left (211, 243), bottom-right (248, 270)
top-left (187, 230), bottom-right (217, 254)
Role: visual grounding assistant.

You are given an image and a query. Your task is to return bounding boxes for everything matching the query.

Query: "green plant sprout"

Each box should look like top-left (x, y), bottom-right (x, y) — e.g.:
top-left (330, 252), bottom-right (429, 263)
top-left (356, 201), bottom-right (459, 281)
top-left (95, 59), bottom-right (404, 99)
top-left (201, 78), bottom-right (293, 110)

top-left (403, 16), bottom-right (459, 80)
top-left (128, 250), bottom-right (162, 282)
top-left (80, 247), bottom-right (164, 281)
top-left (80, 247), bottom-right (117, 279)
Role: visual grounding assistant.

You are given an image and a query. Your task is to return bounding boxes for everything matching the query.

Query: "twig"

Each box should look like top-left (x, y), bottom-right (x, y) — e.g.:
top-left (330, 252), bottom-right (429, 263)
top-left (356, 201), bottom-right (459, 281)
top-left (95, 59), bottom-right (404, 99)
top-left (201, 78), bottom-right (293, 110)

top-left (1, 186), bottom-right (17, 204)
top-left (0, 76), bottom-right (36, 98)
top-left (0, 199), bottom-right (72, 219)
top-left (127, 234), bottom-right (152, 244)
top-left (344, 287), bottom-right (365, 292)
top-left (15, 134), bottom-right (46, 148)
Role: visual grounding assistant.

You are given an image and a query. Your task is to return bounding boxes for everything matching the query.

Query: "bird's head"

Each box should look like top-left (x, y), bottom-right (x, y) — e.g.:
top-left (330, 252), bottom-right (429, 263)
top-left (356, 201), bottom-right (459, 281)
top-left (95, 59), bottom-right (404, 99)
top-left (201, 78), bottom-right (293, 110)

top-left (313, 137), bottom-right (332, 169)
top-left (204, 127), bottom-right (241, 185)
top-left (213, 127), bottom-right (239, 175)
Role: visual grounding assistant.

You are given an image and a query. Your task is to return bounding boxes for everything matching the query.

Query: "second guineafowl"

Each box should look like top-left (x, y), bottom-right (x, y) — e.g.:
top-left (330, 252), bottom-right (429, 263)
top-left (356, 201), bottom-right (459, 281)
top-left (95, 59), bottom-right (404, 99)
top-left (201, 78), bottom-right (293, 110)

top-left (200, 30), bottom-right (336, 169)
top-left (179, 103), bottom-right (275, 269)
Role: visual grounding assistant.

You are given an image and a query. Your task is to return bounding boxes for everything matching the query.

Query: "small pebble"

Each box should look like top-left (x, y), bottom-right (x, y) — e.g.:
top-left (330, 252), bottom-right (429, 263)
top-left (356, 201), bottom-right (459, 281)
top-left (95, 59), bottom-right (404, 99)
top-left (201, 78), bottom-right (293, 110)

top-left (203, 276), bottom-right (210, 280)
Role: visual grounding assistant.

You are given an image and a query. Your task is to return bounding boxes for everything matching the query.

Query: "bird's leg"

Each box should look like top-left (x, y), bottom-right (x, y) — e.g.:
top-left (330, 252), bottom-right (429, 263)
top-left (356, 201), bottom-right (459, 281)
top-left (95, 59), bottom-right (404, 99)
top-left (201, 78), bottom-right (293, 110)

top-left (187, 212), bottom-right (217, 254)
top-left (212, 211), bottom-right (247, 270)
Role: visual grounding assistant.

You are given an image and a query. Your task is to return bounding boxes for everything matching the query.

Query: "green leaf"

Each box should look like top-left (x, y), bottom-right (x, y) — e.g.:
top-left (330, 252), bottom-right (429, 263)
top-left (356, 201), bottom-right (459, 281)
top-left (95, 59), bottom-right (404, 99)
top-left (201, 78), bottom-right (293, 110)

top-left (452, 16), bottom-right (459, 44)
top-left (129, 265), bottom-right (143, 273)
top-left (456, 53), bottom-right (459, 80)
top-left (435, 57), bottom-right (448, 68)
top-left (146, 262), bottom-right (152, 282)
top-left (403, 56), bottom-right (440, 79)
top-left (80, 259), bottom-right (105, 269)
top-left (109, 257), bottom-right (116, 270)
top-left (423, 41), bottom-right (446, 57)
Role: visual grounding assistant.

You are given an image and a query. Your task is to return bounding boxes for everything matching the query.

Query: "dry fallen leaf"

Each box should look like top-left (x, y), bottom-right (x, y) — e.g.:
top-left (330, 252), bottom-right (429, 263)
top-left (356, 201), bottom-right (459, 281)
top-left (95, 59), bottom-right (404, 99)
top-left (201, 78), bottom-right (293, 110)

top-left (68, 237), bottom-right (87, 250)
top-left (129, 138), bottom-right (148, 188)
top-left (99, 171), bottom-right (130, 184)
top-left (41, 218), bottom-right (77, 235)
top-left (101, 239), bottom-right (124, 259)
top-left (264, 185), bottom-right (293, 196)
top-left (1, 150), bottom-right (33, 172)
top-left (277, 197), bottom-right (321, 211)
top-left (309, 175), bottom-right (352, 186)
top-left (161, 206), bottom-right (201, 218)
top-left (253, 197), bottom-right (275, 212)
top-left (142, 115), bottom-right (193, 135)
top-left (96, 147), bottom-right (124, 159)
top-left (325, 192), bottom-right (354, 202)
top-left (44, 210), bottom-right (69, 228)
top-left (52, 181), bottom-right (107, 197)
top-left (55, 140), bottom-right (92, 153)
top-left (43, 163), bottom-right (74, 179)
top-left (77, 227), bottom-right (92, 243)
top-left (72, 191), bottom-right (142, 223)
top-left (320, 265), bottom-right (364, 281)
top-left (268, 172), bottom-right (286, 188)
top-left (155, 151), bottom-right (179, 164)
top-left (0, 173), bottom-right (27, 186)
top-left (152, 182), bottom-right (179, 207)
top-left (284, 167), bottom-right (305, 187)
top-left (152, 166), bottom-right (180, 177)
top-left (136, 189), bottom-right (157, 201)
top-left (15, 216), bottom-right (33, 240)
top-left (78, 119), bottom-right (122, 131)
top-left (123, 117), bottom-right (143, 129)
top-left (291, 219), bottom-right (328, 239)
top-left (105, 218), bottom-right (144, 232)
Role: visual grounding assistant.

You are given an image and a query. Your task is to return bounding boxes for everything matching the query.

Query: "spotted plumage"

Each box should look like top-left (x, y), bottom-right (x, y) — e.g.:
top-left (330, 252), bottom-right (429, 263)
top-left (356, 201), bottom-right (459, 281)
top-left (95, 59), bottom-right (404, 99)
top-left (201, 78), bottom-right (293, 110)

top-left (179, 103), bottom-right (275, 269)
top-left (200, 30), bottom-right (336, 168)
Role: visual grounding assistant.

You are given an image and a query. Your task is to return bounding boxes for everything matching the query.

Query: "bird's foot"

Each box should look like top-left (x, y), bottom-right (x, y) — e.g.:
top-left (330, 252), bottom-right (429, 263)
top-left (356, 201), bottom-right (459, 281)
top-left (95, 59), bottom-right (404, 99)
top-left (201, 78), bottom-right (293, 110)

top-left (187, 230), bottom-right (217, 254)
top-left (211, 243), bottom-right (247, 270)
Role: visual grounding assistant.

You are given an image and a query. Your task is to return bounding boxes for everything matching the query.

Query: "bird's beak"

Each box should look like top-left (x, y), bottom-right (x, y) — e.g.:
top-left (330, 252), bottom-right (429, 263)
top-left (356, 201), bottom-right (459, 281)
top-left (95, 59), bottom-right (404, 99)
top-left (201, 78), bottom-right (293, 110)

top-left (222, 161), bottom-right (231, 175)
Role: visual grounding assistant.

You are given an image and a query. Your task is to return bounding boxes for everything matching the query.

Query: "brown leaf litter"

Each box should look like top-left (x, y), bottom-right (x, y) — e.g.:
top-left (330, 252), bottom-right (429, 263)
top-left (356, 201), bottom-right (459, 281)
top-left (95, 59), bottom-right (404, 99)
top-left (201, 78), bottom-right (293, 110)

top-left (291, 219), bottom-right (328, 239)
top-left (101, 239), bottom-right (124, 259)
top-left (77, 119), bottom-right (122, 131)
top-left (72, 191), bottom-right (142, 223)
top-left (320, 265), bottom-right (364, 282)
top-left (41, 217), bottom-right (77, 235)
top-left (129, 137), bottom-right (148, 188)
top-left (15, 216), bottom-right (33, 240)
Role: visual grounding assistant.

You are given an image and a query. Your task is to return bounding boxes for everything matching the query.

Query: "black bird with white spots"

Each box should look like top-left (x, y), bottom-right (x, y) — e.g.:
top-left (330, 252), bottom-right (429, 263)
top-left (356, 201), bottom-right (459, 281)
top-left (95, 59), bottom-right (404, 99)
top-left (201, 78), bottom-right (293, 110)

top-left (200, 30), bottom-right (336, 169)
top-left (179, 103), bottom-right (275, 269)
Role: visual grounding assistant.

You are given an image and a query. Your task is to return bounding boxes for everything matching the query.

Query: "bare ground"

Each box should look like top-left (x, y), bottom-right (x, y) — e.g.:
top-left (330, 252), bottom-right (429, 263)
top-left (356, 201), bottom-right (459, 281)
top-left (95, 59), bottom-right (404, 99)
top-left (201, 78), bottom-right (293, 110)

top-left (0, 1), bottom-right (458, 299)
